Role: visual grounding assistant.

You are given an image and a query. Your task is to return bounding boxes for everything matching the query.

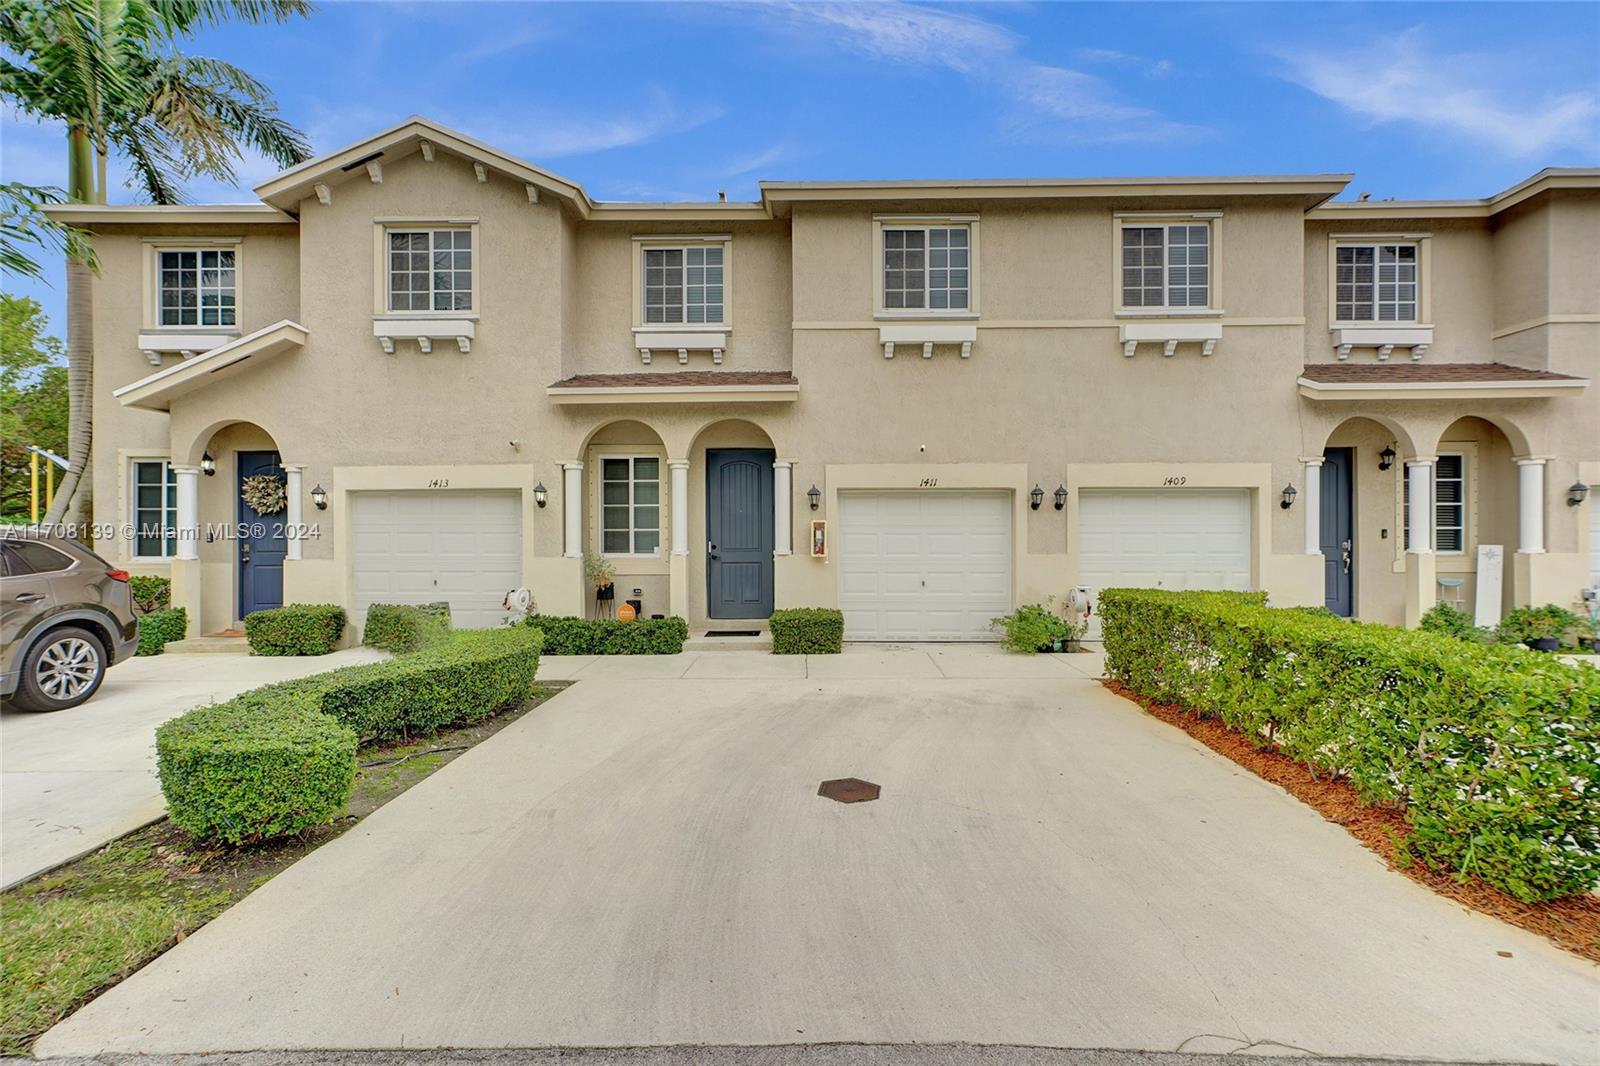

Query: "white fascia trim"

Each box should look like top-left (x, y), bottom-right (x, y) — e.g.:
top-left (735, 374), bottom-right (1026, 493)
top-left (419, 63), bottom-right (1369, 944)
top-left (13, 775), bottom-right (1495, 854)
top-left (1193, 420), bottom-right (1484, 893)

top-left (546, 384), bottom-right (799, 405)
top-left (873, 213), bottom-right (981, 222)
top-left (1115, 308), bottom-right (1225, 318)
top-left (629, 233), bottom-right (732, 242)
top-left (877, 323), bottom-right (978, 344)
top-left (1297, 376), bottom-right (1589, 398)
top-left (1114, 210), bottom-right (1223, 219)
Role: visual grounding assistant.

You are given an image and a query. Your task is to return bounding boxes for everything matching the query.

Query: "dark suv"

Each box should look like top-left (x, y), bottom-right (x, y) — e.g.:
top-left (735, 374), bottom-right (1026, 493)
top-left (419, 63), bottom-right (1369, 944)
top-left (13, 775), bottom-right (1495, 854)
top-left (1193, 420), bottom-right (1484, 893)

top-left (1, 529), bottom-right (140, 711)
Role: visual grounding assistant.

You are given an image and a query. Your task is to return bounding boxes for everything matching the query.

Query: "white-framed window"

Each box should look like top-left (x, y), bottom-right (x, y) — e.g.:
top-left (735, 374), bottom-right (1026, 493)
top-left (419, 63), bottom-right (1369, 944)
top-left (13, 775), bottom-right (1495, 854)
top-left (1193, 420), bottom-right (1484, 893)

top-left (1336, 242), bottom-right (1417, 322)
top-left (157, 248), bottom-right (236, 327)
top-left (1120, 222), bottom-right (1209, 309)
top-left (131, 459), bottom-right (178, 558)
top-left (643, 245), bottom-right (725, 325)
top-left (387, 228), bottom-right (473, 312)
top-left (1403, 453), bottom-right (1466, 554)
top-left (883, 224), bottom-right (970, 311)
top-left (601, 456), bottom-right (661, 556)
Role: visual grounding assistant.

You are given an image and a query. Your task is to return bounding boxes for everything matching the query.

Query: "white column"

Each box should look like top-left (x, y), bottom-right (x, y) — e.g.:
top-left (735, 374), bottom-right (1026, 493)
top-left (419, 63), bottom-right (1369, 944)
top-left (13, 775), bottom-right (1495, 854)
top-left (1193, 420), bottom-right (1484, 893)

top-left (173, 465), bottom-right (200, 561)
top-left (1406, 458), bottom-right (1433, 554)
top-left (562, 462), bottom-right (583, 558)
top-left (1516, 457), bottom-right (1546, 553)
top-left (1301, 457), bottom-right (1324, 555)
top-left (282, 464), bottom-right (304, 562)
top-left (669, 460), bottom-right (689, 556)
top-left (773, 460), bottom-right (793, 556)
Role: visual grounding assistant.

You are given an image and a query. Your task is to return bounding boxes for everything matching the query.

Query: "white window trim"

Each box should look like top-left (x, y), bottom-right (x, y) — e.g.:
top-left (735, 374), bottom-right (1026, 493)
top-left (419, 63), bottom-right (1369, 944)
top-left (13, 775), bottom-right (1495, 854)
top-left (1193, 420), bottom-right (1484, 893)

top-left (371, 220), bottom-right (481, 319)
top-left (873, 215), bottom-right (980, 319)
top-left (1398, 445), bottom-right (1476, 563)
top-left (1115, 216), bottom-right (1218, 315)
top-left (1328, 234), bottom-right (1430, 328)
top-left (597, 454), bottom-right (664, 559)
top-left (630, 236), bottom-right (732, 331)
top-left (142, 239), bottom-right (243, 333)
top-left (129, 456), bottom-right (179, 560)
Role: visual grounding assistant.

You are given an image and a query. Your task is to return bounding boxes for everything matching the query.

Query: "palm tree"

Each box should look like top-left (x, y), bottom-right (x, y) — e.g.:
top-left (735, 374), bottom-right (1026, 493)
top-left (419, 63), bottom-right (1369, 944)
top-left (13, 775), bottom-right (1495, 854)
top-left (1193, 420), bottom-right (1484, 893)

top-left (1, 0), bottom-right (314, 527)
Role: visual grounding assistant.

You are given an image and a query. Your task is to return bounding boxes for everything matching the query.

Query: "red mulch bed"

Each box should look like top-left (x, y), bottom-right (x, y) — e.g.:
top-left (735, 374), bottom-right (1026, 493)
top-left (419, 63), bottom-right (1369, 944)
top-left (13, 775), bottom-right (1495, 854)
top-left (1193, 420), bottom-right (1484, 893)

top-left (1102, 678), bottom-right (1600, 962)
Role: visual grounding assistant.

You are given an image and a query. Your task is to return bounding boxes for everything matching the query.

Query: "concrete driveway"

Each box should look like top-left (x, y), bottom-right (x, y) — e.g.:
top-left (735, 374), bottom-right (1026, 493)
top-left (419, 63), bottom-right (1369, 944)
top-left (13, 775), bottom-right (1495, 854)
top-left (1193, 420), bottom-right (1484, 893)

top-left (35, 646), bottom-right (1600, 1062)
top-left (1, 647), bottom-right (387, 888)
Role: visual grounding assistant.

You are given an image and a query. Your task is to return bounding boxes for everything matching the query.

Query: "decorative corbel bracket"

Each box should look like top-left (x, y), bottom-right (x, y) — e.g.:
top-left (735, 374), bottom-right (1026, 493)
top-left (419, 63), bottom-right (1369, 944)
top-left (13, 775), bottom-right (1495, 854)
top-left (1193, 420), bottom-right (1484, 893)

top-left (378, 336), bottom-right (395, 355)
top-left (1122, 340), bottom-right (1138, 358)
top-left (1201, 338), bottom-right (1217, 357)
top-left (525, 183), bottom-right (540, 204)
top-left (313, 182), bottom-right (332, 206)
top-left (960, 340), bottom-right (972, 359)
top-left (712, 347), bottom-right (724, 365)
top-left (1162, 339), bottom-right (1178, 358)
top-left (677, 348), bottom-right (689, 365)
top-left (455, 336), bottom-right (471, 354)
top-left (473, 162), bottom-right (489, 184)
top-left (419, 140), bottom-right (435, 162)
top-left (142, 349), bottom-right (162, 366)
top-left (638, 347), bottom-right (652, 365)
top-left (1336, 343), bottom-right (1353, 360)
top-left (883, 341), bottom-right (895, 360)
top-left (417, 336), bottom-right (432, 354)
top-left (1377, 344), bottom-right (1394, 362)
top-left (1411, 343), bottom-right (1429, 361)
top-left (365, 161), bottom-right (383, 184)
top-left (922, 341), bottom-right (934, 359)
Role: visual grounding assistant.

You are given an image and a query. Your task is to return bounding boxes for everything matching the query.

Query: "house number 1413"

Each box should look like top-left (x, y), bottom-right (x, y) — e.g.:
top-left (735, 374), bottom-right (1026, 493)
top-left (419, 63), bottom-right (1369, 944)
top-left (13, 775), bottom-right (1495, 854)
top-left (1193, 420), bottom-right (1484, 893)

top-left (428, 478), bottom-right (450, 489)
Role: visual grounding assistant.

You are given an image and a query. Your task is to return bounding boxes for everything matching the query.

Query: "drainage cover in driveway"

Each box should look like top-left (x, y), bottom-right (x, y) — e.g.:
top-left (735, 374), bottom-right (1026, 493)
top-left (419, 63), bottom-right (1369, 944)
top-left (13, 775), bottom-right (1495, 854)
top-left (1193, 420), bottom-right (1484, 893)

top-left (818, 778), bottom-right (880, 803)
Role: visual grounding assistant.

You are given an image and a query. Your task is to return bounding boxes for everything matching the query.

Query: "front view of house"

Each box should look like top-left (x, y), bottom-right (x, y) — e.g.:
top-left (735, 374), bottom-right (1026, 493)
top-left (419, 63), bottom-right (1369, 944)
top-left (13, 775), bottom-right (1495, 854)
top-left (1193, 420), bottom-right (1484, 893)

top-left (48, 119), bottom-right (1600, 641)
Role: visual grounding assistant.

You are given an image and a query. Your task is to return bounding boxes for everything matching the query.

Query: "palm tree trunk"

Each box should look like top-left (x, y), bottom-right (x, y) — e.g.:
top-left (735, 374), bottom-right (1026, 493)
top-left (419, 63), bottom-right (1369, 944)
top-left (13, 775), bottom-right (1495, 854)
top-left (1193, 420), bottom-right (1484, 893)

top-left (43, 129), bottom-right (97, 530)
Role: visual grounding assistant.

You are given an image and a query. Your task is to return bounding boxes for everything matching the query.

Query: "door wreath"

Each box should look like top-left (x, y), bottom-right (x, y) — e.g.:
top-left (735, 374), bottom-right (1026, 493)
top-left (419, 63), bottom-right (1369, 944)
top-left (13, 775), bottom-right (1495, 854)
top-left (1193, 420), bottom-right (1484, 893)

top-left (240, 473), bottom-right (287, 515)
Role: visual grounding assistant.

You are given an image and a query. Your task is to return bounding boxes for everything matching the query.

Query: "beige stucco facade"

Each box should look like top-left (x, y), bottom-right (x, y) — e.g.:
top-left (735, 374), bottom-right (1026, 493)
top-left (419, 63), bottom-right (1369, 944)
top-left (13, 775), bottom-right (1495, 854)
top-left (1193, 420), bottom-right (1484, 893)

top-left (46, 119), bottom-right (1600, 640)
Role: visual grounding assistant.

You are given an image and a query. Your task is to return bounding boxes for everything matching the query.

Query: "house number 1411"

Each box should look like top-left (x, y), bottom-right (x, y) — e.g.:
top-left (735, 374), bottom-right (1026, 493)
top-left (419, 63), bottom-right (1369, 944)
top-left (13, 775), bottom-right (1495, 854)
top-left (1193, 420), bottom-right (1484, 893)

top-left (919, 478), bottom-right (939, 487)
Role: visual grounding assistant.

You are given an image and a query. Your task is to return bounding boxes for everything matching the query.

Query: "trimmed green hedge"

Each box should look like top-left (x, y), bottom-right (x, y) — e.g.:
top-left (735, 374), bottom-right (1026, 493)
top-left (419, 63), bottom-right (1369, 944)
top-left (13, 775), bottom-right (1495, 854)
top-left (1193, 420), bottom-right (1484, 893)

top-left (156, 627), bottom-right (543, 844)
top-left (769, 608), bottom-right (844, 654)
top-left (129, 575), bottom-right (171, 614)
top-left (362, 602), bottom-right (451, 653)
top-left (136, 607), bottom-right (187, 656)
top-left (157, 695), bottom-right (358, 846)
top-left (1100, 588), bottom-right (1600, 902)
top-left (244, 604), bottom-right (346, 656)
top-left (524, 614), bottom-right (688, 655)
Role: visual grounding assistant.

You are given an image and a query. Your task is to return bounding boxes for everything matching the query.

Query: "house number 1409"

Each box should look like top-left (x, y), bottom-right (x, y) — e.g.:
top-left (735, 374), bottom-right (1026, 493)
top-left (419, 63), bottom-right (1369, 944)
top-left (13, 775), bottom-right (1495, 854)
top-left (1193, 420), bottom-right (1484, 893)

top-left (1163, 476), bottom-right (1187, 486)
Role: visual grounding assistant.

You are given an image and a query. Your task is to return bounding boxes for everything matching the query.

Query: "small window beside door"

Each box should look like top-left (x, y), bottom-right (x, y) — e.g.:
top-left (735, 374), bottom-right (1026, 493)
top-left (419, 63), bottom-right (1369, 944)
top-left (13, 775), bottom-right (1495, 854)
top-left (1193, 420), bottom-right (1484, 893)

top-left (600, 457), bottom-right (661, 556)
top-left (1403, 453), bottom-right (1466, 553)
top-left (132, 460), bottom-right (179, 558)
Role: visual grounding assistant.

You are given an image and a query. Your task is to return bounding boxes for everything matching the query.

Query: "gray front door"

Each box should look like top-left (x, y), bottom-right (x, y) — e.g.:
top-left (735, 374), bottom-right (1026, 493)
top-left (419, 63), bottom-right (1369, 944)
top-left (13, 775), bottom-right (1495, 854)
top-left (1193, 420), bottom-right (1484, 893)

top-left (237, 450), bottom-right (287, 619)
top-left (1321, 447), bottom-right (1354, 616)
top-left (706, 449), bottom-right (774, 619)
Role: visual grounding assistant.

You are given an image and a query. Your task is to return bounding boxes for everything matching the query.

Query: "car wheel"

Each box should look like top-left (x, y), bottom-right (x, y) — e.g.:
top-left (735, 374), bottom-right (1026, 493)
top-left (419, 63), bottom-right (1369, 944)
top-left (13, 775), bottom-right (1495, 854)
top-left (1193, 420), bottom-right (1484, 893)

top-left (13, 627), bottom-right (107, 711)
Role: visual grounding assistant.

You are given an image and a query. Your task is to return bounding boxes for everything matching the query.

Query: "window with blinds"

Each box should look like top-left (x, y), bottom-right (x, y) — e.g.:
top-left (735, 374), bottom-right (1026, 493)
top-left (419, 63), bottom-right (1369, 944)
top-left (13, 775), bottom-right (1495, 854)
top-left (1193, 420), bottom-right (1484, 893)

top-left (1121, 223), bottom-right (1209, 309)
top-left (1336, 243), bottom-right (1417, 322)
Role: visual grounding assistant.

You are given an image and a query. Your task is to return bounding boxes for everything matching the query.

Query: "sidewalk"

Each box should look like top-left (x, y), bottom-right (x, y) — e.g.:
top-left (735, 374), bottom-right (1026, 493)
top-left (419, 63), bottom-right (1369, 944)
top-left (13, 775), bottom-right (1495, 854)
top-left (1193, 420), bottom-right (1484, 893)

top-left (535, 642), bottom-right (1107, 682)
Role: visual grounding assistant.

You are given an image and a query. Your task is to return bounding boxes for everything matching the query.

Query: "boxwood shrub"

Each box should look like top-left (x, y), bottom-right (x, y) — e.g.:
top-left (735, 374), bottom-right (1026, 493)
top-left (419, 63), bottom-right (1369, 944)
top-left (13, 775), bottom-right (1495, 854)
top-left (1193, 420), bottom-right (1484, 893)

top-left (136, 607), bottom-right (188, 656)
top-left (524, 614), bottom-right (688, 655)
top-left (769, 608), bottom-right (844, 654)
top-left (362, 602), bottom-right (451, 653)
top-left (156, 694), bottom-right (358, 846)
top-left (129, 574), bottom-right (171, 614)
top-left (244, 604), bottom-right (347, 656)
top-left (1099, 588), bottom-right (1600, 902)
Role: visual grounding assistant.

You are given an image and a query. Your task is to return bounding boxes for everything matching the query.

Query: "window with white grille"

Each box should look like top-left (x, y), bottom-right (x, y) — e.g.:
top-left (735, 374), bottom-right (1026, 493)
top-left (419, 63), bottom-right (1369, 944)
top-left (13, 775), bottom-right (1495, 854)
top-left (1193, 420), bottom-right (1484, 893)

top-left (643, 245), bottom-right (724, 325)
top-left (1121, 224), bottom-right (1209, 309)
top-left (601, 456), bottom-right (661, 556)
top-left (388, 229), bottom-right (472, 312)
top-left (158, 249), bottom-right (235, 326)
top-left (131, 459), bottom-right (178, 558)
top-left (883, 225), bottom-right (969, 311)
top-left (1336, 243), bottom-right (1417, 322)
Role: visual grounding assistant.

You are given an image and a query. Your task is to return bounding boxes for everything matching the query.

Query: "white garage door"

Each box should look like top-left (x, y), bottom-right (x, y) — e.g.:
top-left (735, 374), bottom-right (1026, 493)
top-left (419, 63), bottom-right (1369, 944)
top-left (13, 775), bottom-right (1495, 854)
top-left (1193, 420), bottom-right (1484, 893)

top-left (1590, 500), bottom-right (1600, 590)
top-left (1077, 489), bottom-right (1252, 637)
top-left (837, 491), bottom-right (1011, 641)
top-left (351, 491), bottom-right (522, 630)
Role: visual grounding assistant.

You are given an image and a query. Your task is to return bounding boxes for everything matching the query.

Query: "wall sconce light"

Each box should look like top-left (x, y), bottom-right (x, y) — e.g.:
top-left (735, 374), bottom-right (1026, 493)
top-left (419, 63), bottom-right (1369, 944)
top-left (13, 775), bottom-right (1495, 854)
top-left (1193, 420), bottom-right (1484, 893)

top-left (807, 484), bottom-right (821, 511)
top-left (1378, 445), bottom-right (1396, 471)
top-left (1280, 483), bottom-right (1298, 509)
top-left (310, 484), bottom-right (328, 511)
top-left (533, 482), bottom-right (548, 508)
top-left (1569, 482), bottom-right (1590, 507)
top-left (1029, 484), bottom-right (1044, 510)
top-left (201, 451), bottom-right (215, 477)
top-left (1053, 484), bottom-right (1067, 511)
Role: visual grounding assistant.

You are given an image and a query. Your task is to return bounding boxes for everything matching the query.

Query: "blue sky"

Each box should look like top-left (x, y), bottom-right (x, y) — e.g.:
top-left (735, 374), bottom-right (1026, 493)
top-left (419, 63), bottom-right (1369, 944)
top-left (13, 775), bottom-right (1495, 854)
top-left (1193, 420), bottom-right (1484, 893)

top-left (3, 1), bottom-right (1598, 335)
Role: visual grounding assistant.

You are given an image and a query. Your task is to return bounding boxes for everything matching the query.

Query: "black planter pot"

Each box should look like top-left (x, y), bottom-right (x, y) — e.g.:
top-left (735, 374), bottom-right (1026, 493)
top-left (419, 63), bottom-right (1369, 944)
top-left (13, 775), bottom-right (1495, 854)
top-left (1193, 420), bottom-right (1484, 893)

top-left (1525, 636), bottom-right (1559, 652)
top-left (595, 582), bottom-right (615, 601)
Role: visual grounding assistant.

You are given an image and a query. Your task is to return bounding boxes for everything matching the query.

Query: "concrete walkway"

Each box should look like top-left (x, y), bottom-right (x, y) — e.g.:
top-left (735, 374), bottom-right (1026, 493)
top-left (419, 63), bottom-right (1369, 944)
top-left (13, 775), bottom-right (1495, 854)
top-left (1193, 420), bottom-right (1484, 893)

top-left (1, 647), bottom-right (388, 888)
top-left (36, 645), bottom-right (1598, 1062)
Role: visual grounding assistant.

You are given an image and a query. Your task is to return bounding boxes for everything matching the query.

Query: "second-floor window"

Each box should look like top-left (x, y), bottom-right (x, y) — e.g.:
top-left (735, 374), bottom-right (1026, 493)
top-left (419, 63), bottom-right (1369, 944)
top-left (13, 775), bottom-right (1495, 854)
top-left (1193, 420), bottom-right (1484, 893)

top-left (388, 229), bottom-right (472, 312)
top-left (1121, 223), bottom-right (1209, 309)
top-left (132, 459), bottom-right (178, 558)
top-left (159, 249), bottom-right (235, 327)
top-left (643, 245), bottom-right (724, 325)
top-left (1336, 243), bottom-right (1417, 322)
top-left (883, 225), bottom-right (969, 311)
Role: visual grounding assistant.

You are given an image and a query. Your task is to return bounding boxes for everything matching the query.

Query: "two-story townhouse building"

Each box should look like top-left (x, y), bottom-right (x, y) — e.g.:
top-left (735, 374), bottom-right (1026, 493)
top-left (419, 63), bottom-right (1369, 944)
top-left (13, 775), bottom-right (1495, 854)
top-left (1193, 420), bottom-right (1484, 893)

top-left (43, 118), bottom-right (1600, 643)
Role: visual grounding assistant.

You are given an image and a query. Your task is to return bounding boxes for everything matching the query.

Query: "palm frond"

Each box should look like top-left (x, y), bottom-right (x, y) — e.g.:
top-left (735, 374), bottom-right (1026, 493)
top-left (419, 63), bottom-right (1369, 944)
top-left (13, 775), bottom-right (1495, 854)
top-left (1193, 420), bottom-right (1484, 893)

top-left (0, 182), bottom-right (99, 279)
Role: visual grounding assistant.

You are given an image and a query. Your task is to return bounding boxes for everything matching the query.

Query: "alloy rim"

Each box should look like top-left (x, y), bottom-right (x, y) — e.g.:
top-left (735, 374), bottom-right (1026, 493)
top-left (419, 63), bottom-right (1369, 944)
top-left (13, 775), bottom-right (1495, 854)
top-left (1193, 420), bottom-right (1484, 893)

top-left (34, 637), bottom-right (100, 701)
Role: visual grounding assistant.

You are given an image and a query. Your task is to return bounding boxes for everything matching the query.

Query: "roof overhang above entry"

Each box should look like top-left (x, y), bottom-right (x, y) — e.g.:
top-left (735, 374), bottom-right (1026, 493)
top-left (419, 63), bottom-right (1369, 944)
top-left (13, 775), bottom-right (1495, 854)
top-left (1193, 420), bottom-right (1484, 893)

top-left (546, 371), bottom-right (799, 405)
top-left (1297, 375), bottom-right (1588, 402)
top-left (113, 320), bottom-right (308, 411)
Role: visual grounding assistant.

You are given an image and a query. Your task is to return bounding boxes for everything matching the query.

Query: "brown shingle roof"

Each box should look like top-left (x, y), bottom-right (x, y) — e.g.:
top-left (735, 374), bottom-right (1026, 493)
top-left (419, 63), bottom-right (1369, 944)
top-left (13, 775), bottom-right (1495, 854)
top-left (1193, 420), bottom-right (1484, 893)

top-left (1300, 362), bottom-right (1581, 384)
top-left (549, 371), bottom-right (798, 389)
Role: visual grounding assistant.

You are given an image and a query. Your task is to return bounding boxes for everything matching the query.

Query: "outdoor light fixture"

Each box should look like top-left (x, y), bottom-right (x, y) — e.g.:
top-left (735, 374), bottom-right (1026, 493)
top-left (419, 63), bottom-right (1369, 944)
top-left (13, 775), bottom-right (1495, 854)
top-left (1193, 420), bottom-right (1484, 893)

top-left (533, 482), bottom-right (548, 508)
top-left (1378, 445), bottom-right (1396, 471)
top-left (201, 451), bottom-right (215, 477)
top-left (1053, 484), bottom-right (1067, 511)
top-left (807, 484), bottom-right (821, 511)
top-left (310, 484), bottom-right (328, 511)
top-left (1569, 482), bottom-right (1590, 507)
top-left (1029, 484), bottom-right (1044, 510)
top-left (1280, 483), bottom-right (1298, 509)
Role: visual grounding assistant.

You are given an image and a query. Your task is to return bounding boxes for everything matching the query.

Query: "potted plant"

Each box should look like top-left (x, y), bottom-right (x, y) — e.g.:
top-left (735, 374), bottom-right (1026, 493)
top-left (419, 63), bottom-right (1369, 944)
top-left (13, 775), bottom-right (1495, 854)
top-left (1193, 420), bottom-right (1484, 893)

top-left (990, 600), bottom-right (1085, 654)
top-left (584, 551), bottom-right (616, 602)
top-left (1496, 604), bottom-right (1583, 652)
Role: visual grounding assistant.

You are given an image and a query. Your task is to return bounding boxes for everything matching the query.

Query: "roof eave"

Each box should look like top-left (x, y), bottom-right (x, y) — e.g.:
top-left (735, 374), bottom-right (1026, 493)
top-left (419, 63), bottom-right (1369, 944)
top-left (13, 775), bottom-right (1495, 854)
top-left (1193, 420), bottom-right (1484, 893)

top-left (38, 203), bottom-right (293, 226)
top-left (1296, 376), bottom-right (1588, 401)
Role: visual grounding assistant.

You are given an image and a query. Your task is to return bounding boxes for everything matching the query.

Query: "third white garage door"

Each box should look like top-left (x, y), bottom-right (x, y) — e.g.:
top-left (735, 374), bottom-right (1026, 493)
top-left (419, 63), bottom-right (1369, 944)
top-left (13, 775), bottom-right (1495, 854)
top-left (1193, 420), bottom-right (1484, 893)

top-left (350, 490), bottom-right (522, 630)
top-left (837, 491), bottom-right (1011, 641)
top-left (1077, 489), bottom-right (1252, 636)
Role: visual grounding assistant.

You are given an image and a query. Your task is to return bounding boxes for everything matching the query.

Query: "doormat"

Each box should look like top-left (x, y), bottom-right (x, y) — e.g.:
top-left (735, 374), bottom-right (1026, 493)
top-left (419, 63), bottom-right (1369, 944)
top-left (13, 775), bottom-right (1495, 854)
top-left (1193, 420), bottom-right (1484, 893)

top-left (705, 630), bottom-right (761, 637)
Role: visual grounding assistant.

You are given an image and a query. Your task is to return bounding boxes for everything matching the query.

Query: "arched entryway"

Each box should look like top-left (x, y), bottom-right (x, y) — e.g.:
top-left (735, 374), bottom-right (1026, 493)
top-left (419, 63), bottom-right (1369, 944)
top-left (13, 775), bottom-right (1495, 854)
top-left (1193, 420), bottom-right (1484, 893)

top-left (579, 419), bottom-right (670, 620)
top-left (686, 418), bottom-right (782, 627)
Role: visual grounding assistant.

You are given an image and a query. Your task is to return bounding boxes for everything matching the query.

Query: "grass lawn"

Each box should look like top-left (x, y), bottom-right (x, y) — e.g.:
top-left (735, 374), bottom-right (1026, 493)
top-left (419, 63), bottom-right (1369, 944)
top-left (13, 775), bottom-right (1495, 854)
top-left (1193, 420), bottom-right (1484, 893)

top-left (0, 682), bottom-right (567, 1055)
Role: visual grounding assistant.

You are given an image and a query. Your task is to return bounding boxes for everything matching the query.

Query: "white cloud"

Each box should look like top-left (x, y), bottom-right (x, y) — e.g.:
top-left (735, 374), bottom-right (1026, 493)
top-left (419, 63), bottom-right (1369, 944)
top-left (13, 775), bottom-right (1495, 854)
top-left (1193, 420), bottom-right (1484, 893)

top-left (757, 1), bottom-right (1202, 144)
top-left (724, 140), bottom-right (795, 177)
top-left (1275, 29), bottom-right (1599, 157)
top-left (444, 92), bottom-right (726, 160)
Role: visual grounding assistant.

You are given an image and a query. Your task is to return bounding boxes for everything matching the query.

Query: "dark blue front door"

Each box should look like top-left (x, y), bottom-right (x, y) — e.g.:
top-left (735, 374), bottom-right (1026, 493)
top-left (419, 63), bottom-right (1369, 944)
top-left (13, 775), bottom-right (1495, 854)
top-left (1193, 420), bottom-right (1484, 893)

top-left (1321, 447), bottom-right (1354, 616)
top-left (706, 449), bottom-right (774, 619)
top-left (237, 450), bottom-right (287, 619)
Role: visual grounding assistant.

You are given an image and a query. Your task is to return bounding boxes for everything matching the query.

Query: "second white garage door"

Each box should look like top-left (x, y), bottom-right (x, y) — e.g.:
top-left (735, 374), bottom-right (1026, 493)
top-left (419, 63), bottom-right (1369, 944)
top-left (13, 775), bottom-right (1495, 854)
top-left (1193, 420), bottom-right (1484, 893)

top-left (837, 491), bottom-right (1011, 641)
top-left (350, 491), bottom-right (522, 630)
top-left (1077, 489), bottom-right (1252, 636)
